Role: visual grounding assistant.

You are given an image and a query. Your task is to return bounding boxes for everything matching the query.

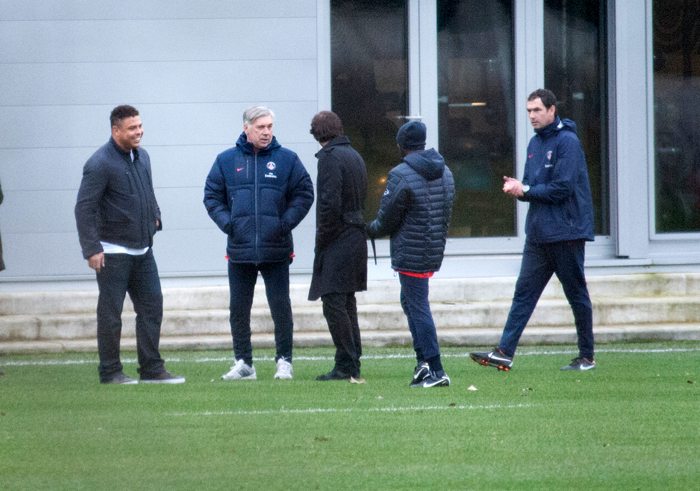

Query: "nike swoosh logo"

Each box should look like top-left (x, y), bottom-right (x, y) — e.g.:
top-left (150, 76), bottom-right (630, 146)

top-left (237, 167), bottom-right (244, 172)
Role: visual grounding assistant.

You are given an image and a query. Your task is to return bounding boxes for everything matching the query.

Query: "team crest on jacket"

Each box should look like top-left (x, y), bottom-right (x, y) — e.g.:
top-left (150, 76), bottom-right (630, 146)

top-left (265, 161), bottom-right (277, 179)
top-left (547, 151), bottom-right (552, 160)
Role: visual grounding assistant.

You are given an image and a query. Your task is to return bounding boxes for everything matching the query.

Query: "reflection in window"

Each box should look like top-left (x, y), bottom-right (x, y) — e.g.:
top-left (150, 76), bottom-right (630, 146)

top-left (331, 0), bottom-right (408, 222)
top-left (544, 0), bottom-right (609, 236)
top-left (654, 0), bottom-right (700, 233)
top-left (438, 0), bottom-right (516, 237)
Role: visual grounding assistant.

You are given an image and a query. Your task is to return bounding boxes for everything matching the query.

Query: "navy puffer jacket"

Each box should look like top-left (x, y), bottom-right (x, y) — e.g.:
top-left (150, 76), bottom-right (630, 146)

top-left (204, 132), bottom-right (314, 263)
top-left (367, 148), bottom-right (455, 273)
top-left (520, 117), bottom-right (594, 244)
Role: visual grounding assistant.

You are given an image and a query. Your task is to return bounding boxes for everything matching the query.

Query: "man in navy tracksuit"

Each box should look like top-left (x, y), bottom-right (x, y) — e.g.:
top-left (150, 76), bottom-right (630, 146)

top-left (204, 105), bottom-right (314, 381)
top-left (470, 89), bottom-right (596, 371)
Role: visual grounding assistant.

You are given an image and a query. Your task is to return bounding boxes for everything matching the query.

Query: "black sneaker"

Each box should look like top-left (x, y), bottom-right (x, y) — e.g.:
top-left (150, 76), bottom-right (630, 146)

top-left (561, 357), bottom-right (595, 371)
top-left (316, 368), bottom-right (352, 381)
top-left (101, 372), bottom-right (138, 385)
top-left (420, 370), bottom-right (450, 388)
top-left (470, 348), bottom-right (513, 371)
top-left (409, 362), bottom-right (430, 387)
top-left (140, 370), bottom-right (186, 384)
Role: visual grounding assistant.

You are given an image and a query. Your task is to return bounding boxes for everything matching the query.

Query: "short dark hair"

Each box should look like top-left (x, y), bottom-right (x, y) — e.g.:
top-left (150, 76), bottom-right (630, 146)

top-left (310, 111), bottom-right (344, 143)
top-left (110, 105), bottom-right (139, 128)
top-left (527, 89), bottom-right (557, 109)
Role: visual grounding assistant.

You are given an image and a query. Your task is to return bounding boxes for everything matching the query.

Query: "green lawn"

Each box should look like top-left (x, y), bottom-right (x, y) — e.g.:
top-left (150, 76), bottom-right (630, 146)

top-left (1, 342), bottom-right (699, 490)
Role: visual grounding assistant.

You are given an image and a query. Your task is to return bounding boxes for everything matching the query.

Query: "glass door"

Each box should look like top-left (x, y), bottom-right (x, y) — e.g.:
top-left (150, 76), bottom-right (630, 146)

top-left (331, 0), bottom-right (409, 222)
top-left (437, 0), bottom-right (516, 238)
top-left (332, 0), bottom-right (517, 239)
top-left (330, 0), bottom-right (609, 247)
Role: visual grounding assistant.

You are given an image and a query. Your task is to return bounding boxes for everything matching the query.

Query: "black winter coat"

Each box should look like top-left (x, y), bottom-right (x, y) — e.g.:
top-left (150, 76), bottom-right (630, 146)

top-left (367, 148), bottom-right (455, 273)
top-left (308, 136), bottom-right (368, 300)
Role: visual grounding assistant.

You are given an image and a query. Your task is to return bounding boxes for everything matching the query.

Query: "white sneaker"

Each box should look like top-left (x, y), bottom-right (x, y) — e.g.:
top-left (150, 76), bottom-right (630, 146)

top-left (222, 359), bottom-right (257, 380)
top-left (274, 358), bottom-right (293, 379)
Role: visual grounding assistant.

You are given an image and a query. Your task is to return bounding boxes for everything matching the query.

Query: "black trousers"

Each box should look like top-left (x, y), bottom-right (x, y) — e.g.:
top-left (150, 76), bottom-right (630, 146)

top-left (228, 260), bottom-right (293, 365)
top-left (321, 292), bottom-right (362, 377)
top-left (96, 249), bottom-right (165, 382)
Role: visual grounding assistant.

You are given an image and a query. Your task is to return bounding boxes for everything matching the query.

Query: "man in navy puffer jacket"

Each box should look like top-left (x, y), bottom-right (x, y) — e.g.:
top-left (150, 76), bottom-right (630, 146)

top-left (367, 121), bottom-right (455, 388)
top-left (470, 89), bottom-right (596, 372)
top-left (204, 105), bottom-right (314, 381)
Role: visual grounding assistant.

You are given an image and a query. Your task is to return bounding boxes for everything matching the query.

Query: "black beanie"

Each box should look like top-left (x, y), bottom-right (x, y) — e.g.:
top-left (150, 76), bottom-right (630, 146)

top-left (396, 121), bottom-right (426, 150)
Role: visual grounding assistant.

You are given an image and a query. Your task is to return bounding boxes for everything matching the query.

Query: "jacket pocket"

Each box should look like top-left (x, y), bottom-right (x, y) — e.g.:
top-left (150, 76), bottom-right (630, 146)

top-left (259, 215), bottom-right (286, 245)
top-left (230, 216), bottom-right (255, 245)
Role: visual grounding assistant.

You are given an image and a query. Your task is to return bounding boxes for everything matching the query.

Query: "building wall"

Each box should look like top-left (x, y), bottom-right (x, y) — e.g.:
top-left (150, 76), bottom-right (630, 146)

top-left (0, 0), bottom-right (320, 288)
top-left (2, 0), bottom-right (700, 292)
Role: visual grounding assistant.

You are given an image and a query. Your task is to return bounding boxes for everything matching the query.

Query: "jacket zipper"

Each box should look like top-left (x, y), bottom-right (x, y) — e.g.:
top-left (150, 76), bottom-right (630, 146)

top-left (254, 152), bottom-right (259, 262)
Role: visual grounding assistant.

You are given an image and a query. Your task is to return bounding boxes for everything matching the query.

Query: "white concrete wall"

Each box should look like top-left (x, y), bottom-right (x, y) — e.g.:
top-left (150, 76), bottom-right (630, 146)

top-left (0, 0), bottom-right (320, 284)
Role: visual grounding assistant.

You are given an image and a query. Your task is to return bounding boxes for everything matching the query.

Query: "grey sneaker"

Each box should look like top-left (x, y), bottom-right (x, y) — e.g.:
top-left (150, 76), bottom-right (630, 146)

top-left (409, 362), bottom-right (430, 387)
top-left (561, 357), bottom-right (595, 371)
top-left (140, 370), bottom-right (186, 384)
top-left (102, 372), bottom-right (138, 385)
top-left (470, 348), bottom-right (513, 371)
top-left (222, 359), bottom-right (257, 380)
top-left (274, 358), bottom-right (293, 379)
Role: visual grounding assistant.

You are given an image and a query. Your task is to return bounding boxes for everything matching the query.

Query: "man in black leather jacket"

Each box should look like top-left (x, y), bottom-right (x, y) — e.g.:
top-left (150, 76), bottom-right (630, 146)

top-left (75, 105), bottom-right (184, 385)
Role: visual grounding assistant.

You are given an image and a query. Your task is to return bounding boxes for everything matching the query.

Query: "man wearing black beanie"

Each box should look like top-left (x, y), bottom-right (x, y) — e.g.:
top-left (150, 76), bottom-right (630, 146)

top-left (366, 121), bottom-right (456, 387)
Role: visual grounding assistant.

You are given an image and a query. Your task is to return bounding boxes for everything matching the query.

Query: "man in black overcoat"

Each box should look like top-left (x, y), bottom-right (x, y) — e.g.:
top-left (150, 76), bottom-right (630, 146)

top-left (308, 111), bottom-right (368, 380)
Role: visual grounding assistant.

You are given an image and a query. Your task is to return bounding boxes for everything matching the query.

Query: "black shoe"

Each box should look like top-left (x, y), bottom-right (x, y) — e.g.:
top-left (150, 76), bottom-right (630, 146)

top-left (420, 370), bottom-right (450, 388)
top-left (316, 368), bottom-right (352, 381)
top-left (470, 348), bottom-right (513, 371)
top-left (101, 372), bottom-right (138, 385)
top-left (409, 362), bottom-right (430, 387)
top-left (561, 357), bottom-right (595, 371)
top-left (140, 370), bottom-right (186, 384)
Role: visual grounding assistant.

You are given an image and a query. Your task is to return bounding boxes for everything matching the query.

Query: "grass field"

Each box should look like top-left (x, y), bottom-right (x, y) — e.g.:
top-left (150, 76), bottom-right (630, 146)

top-left (1, 341), bottom-right (699, 491)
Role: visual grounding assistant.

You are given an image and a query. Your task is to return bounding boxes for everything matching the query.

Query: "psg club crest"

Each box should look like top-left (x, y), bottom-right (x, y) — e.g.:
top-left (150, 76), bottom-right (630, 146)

top-left (267, 161), bottom-right (276, 170)
top-left (547, 151), bottom-right (552, 160)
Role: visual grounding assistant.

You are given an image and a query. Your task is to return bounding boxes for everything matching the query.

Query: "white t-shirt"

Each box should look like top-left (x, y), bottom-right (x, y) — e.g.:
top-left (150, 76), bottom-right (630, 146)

top-left (99, 151), bottom-right (150, 256)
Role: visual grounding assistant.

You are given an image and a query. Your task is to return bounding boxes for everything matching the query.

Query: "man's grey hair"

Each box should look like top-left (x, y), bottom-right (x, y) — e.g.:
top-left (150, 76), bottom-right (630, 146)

top-left (243, 105), bottom-right (275, 126)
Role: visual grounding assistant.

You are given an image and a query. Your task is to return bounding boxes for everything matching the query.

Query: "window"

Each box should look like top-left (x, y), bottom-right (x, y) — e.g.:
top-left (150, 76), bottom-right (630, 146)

top-left (331, 0), bottom-right (408, 222)
top-left (653, 0), bottom-right (700, 233)
top-left (437, 0), bottom-right (516, 237)
top-left (544, 0), bottom-right (609, 236)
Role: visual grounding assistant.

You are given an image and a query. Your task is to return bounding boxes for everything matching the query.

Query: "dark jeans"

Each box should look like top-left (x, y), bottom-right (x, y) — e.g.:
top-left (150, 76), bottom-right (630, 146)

top-left (96, 249), bottom-right (165, 382)
top-left (499, 239), bottom-right (594, 359)
top-left (399, 273), bottom-right (441, 365)
top-left (321, 292), bottom-right (362, 376)
top-left (228, 260), bottom-right (293, 365)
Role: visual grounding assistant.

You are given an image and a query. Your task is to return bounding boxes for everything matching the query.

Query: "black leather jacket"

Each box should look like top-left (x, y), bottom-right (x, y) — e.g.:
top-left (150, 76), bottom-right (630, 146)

top-left (75, 137), bottom-right (161, 259)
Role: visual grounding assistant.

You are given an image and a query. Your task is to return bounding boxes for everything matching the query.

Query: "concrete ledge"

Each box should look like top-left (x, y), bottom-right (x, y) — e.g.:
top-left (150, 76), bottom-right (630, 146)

top-left (2, 324), bottom-right (700, 355)
top-left (6, 273), bottom-right (700, 316)
top-left (10, 295), bottom-right (700, 342)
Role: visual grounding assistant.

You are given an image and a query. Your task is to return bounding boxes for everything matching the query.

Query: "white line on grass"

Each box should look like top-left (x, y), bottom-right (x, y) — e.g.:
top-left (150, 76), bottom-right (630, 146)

top-left (167, 403), bottom-right (533, 417)
top-left (3, 346), bottom-right (700, 366)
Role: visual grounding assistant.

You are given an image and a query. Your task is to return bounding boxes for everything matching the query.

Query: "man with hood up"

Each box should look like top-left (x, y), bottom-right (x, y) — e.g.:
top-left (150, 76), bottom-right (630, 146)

top-left (366, 121), bottom-right (455, 388)
top-left (204, 105), bottom-right (314, 381)
top-left (470, 88), bottom-right (596, 372)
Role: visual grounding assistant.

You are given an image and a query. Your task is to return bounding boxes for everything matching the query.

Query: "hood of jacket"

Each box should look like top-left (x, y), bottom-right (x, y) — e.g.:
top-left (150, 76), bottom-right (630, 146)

top-left (402, 148), bottom-right (446, 181)
top-left (235, 131), bottom-right (282, 155)
top-left (536, 116), bottom-right (578, 140)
